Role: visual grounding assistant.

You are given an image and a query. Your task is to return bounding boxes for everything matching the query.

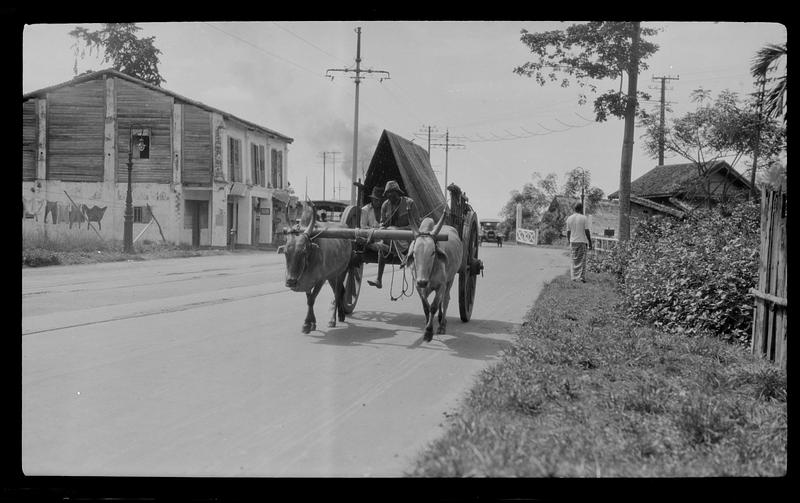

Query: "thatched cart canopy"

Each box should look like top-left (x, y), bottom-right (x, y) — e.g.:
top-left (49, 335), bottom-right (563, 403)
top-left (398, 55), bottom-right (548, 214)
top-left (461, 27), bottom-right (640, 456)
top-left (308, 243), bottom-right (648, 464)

top-left (363, 130), bottom-right (447, 221)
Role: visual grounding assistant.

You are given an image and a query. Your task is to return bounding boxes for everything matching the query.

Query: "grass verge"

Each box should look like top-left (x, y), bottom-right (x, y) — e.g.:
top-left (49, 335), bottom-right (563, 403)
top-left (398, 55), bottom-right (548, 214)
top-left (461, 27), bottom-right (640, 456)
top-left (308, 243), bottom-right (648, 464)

top-left (409, 273), bottom-right (787, 477)
top-left (22, 237), bottom-right (239, 267)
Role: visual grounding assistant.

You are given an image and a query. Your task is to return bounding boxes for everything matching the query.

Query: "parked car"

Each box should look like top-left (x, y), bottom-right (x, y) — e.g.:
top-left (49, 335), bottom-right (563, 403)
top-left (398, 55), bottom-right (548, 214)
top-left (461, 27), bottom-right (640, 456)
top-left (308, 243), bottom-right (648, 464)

top-left (480, 219), bottom-right (503, 246)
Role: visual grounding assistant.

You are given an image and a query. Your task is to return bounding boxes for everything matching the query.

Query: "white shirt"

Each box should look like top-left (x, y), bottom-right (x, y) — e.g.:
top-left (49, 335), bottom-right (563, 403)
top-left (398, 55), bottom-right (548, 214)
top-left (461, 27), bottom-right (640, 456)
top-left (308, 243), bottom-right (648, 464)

top-left (361, 203), bottom-right (381, 228)
top-left (566, 212), bottom-right (590, 244)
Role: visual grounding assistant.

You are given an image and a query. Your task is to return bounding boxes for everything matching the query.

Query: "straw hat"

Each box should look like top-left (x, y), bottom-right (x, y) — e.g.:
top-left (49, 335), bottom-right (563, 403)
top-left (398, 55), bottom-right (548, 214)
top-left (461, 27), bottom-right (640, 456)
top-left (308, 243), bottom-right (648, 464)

top-left (368, 186), bottom-right (383, 200)
top-left (382, 180), bottom-right (404, 196)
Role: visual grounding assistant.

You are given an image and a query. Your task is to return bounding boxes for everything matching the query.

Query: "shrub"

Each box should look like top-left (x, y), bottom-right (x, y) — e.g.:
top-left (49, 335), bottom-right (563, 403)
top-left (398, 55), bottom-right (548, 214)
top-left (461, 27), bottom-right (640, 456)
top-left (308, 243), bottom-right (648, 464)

top-left (589, 202), bottom-right (760, 346)
top-left (23, 248), bottom-right (61, 267)
top-left (538, 210), bottom-right (565, 245)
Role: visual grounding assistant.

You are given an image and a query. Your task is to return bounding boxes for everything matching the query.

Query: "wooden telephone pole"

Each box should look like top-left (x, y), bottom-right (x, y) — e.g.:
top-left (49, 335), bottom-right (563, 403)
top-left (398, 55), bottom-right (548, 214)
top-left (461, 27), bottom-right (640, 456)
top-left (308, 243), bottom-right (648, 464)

top-left (326, 27), bottom-right (390, 206)
top-left (651, 74), bottom-right (679, 165)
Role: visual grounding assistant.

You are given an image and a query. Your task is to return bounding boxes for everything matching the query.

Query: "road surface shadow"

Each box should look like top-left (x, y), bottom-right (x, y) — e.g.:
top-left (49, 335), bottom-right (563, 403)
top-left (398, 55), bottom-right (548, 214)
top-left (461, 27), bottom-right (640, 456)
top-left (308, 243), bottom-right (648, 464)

top-left (309, 310), bottom-right (517, 361)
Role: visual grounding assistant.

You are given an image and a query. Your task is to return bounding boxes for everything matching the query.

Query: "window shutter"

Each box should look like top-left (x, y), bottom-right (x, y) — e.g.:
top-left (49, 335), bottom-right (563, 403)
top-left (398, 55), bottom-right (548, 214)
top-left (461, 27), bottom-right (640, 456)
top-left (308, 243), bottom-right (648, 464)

top-left (270, 149), bottom-right (278, 188)
top-left (277, 151), bottom-right (283, 188)
top-left (259, 146), bottom-right (266, 187)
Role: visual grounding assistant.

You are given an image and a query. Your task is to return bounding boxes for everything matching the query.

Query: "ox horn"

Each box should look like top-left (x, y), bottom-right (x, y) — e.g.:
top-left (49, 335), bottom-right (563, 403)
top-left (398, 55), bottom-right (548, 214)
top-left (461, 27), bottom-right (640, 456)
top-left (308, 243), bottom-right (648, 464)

top-left (304, 203), bottom-right (316, 235)
top-left (432, 210), bottom-right (446, 237)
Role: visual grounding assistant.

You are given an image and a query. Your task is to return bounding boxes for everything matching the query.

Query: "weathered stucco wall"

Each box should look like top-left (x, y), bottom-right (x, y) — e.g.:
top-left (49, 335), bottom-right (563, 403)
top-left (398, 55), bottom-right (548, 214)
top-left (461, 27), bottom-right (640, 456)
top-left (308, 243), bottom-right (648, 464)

top-left (22, 179), bottom-right (180, 245)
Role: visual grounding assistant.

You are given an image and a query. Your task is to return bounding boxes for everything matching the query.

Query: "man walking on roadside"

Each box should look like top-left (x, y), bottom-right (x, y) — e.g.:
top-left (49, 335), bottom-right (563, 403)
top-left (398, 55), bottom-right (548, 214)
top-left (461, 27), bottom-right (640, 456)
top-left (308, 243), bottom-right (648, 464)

top-left (566, 202), bottom-right (592, 283)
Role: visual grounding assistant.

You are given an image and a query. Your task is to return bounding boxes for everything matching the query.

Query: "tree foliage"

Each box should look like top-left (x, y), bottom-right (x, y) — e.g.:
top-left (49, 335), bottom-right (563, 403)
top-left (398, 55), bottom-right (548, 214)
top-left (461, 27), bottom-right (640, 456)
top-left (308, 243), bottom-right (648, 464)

top-left (638, 88), bottom-right (785, 204)
top-left (514, 22), bottom-right (659, 122)
top-left (499, 169), bottom-right (604, 243)
top-left (70, 23), bottom-right (165, 86)
top-left (750, 42), bottom-right (787, 122)
top-left (499, 182), bottom-right (548, 230)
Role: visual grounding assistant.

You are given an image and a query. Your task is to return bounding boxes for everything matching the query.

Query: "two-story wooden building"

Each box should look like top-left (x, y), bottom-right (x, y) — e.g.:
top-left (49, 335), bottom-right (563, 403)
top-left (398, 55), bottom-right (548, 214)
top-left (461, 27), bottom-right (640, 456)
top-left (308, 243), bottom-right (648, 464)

top-left (22, 69), bottom-right (294, 248)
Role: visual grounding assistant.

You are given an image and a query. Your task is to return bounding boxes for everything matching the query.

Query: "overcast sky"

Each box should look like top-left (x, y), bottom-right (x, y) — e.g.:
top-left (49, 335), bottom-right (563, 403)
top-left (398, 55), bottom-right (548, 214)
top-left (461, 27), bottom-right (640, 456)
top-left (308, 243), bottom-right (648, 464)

top-left (22, 21), bottom-right (786, 220)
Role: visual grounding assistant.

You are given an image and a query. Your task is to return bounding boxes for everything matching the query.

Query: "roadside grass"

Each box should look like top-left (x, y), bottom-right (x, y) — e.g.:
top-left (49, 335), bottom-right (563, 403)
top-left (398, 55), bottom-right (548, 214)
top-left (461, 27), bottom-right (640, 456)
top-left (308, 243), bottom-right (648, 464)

top-left (22, 234), bottom-right (235, 267)
top-left (409, 273), bottom-right (787, 477)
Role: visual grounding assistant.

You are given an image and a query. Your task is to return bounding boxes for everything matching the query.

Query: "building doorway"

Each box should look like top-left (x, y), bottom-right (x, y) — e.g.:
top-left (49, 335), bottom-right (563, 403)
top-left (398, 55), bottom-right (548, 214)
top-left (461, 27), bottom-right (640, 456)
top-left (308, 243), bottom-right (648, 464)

top-left (184, 199), bottom-right (208, 248)
top-left (226, 201), bottom-right (237, 245)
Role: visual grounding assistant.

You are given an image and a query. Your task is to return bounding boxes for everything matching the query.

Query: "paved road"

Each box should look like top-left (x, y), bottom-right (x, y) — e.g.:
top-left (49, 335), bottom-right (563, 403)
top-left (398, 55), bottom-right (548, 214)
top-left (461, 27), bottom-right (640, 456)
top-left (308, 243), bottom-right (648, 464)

top-left (22, 244), bottom-right (569, 477)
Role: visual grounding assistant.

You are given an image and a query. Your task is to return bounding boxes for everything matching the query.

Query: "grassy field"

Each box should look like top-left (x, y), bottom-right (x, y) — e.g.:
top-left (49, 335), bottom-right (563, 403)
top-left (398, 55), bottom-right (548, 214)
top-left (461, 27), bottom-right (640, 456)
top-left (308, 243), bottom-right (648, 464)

top-left (409, 272), bottom-right (787, 477)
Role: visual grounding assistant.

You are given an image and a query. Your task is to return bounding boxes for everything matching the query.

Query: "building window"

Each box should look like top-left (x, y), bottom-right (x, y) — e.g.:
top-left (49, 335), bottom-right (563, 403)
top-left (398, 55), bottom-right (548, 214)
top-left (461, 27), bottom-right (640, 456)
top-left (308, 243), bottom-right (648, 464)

top-left (131, 129), bottom-right (151, 160)
top-left (228, 136), bottom-right (242, 182)
top-left (271, 148), bottom-right (283, 189)
top-left (133, 205), bottom-right (152, 223)
top-left (252, 144), bottom-right (266, 187)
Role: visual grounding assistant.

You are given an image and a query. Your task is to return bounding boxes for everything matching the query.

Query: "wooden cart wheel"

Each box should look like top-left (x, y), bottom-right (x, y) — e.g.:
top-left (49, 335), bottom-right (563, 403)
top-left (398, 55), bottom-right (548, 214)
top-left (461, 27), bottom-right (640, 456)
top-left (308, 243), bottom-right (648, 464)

top-left (342, 262), bottom-right (363, 314)
top-left (340, 204), bottom-right (363, 315)
top-left (458, 212), bottom-right (481, 322)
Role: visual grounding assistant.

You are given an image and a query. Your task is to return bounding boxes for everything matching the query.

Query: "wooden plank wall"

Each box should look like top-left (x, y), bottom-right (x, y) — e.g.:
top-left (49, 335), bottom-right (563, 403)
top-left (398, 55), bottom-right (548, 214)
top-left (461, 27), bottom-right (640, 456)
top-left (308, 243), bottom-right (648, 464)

top-left (751, 186), bottom-right (787, 370)
top-left (116, 79), bottom-right (173, 183)
top-left (46, 79), bottom-right (106, 182)
top-left (22, 100), bottom-right (37, 181)
top-left (181, 103), bottom-right (212, 185)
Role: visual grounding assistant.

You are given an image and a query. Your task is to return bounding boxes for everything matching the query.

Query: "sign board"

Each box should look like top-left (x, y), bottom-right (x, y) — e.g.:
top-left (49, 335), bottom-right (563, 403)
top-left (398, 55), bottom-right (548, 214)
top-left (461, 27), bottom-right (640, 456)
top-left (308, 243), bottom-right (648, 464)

top-left (229, 183), bottom-right (247, 197)
top-left (260, 208), bottom-right (271, 215)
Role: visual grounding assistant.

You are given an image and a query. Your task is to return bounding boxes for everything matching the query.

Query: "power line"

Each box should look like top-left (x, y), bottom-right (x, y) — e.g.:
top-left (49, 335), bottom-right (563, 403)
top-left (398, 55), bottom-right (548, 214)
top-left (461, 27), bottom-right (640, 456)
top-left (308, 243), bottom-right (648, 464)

top-left (429, 129), bottom-right (465, 189)
top-left (457, 113), bottom-right (597, 143)
top-left (203, 22), bottom-right (322, 78)
top-left (319, 151), bottom-right (341, 200)
top-left (414, 125), bottom-right (440, 154)
top-left (270, 22), bottom-right (349, 66)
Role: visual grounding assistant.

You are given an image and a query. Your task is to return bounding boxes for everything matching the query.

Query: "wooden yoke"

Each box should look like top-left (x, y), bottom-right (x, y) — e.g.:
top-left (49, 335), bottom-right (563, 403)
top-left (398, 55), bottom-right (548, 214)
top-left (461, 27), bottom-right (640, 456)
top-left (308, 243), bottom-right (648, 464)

top-left (310, 227), bottom-right (448, 241)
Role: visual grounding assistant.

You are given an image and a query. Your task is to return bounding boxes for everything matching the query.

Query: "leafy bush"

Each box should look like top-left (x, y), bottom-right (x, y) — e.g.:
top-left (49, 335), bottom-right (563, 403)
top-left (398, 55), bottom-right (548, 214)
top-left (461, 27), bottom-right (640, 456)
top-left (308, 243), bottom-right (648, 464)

top-left (538, 210), bottom-right (565, 245)
top-left (22, 248), bottom-right (61, 267)
top-left (589, 202), bottom-right (760, 346)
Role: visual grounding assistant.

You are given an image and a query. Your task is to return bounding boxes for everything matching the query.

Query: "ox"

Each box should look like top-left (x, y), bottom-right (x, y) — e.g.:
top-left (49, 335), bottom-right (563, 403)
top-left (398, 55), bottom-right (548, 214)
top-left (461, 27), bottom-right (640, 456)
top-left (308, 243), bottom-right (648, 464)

top-left (405, 212), bottom-right (464, 342)
top-left (278, 205), bottom-right (352, 334)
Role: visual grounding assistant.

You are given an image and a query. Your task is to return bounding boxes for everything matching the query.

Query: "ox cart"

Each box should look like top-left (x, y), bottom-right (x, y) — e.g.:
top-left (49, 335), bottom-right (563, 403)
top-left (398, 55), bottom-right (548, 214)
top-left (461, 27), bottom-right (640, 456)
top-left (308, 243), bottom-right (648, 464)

top-left (310, 130), bottom-right (484, 322)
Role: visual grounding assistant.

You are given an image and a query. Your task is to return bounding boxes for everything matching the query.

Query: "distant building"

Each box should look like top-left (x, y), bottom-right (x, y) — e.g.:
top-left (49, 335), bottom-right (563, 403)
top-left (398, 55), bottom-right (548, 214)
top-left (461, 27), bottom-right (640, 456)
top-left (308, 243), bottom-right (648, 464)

top-left (22, 69), bottom-right (295, 248)
top-left (608, 160), bottom-right (752, 211)
top-left (547, 194), bottom-right (685, 239)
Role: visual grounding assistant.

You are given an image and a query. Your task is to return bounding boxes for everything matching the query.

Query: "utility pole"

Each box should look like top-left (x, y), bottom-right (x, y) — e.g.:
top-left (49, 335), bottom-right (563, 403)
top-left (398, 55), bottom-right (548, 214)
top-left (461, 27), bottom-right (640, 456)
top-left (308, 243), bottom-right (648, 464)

top-left (415, 125), bottom-right (439, 154)
top-left (430, 129), bottom-right (465, 190)
top-left (651, 74), bottom-right (680, 165)
top-left (579, 168), bottom-right (588, 214)
top-left (320, 151), bottom-right (340, 200)
top-left (326, 27), bottom-right (390, 207)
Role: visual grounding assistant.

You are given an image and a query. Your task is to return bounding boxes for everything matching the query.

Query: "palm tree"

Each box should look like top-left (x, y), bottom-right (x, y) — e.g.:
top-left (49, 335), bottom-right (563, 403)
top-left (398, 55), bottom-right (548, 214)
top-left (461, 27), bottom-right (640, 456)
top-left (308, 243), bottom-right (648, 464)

top-left (751, 43), bottom-right (787, 122)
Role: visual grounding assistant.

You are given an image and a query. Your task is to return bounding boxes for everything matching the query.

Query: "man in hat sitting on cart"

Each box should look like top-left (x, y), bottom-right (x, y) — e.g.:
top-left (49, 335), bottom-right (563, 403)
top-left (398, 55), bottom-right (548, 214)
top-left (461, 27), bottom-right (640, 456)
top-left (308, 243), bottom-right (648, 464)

top-left (368, 180), bottom-right (421, 289)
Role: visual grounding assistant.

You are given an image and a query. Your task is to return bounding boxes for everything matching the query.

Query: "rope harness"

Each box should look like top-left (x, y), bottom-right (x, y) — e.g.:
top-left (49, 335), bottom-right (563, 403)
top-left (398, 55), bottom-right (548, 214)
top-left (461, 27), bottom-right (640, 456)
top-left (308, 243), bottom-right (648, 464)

top-left (284, 224), bottom-right (324, 286)
top-left (379, 198), bottom-right (450, 302)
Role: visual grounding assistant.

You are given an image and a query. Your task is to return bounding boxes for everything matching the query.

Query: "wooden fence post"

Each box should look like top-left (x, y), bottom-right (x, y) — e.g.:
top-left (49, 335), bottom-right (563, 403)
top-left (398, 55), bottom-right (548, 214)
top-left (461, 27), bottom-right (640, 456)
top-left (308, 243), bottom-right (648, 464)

top-left (751, 186), bottom-right (787, 370)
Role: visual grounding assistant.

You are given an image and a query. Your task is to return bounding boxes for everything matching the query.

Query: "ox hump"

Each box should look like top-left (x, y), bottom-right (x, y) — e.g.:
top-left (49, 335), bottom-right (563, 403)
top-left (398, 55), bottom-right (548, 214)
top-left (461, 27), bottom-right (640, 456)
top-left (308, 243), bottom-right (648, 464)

top-left (418, 217), bottom-right (435, 233)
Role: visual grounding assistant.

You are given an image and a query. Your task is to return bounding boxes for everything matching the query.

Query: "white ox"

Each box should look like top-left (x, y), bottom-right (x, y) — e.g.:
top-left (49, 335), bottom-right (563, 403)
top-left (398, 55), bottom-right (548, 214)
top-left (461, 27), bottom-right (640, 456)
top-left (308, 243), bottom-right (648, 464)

top-left (406, 212), bottom-right (464, 342)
